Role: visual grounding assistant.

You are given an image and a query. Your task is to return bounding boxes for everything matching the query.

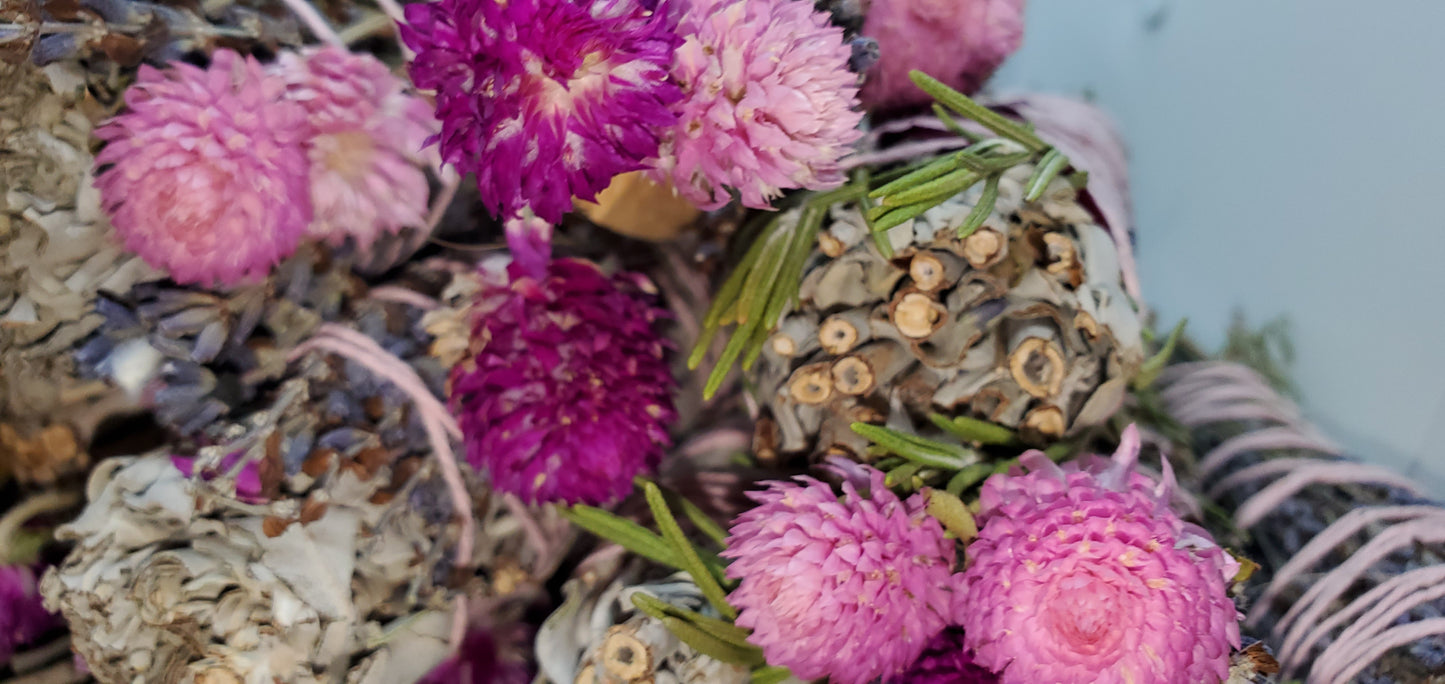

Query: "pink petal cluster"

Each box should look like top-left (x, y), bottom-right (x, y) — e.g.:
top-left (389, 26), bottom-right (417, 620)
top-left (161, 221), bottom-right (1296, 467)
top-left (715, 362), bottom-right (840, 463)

top-left (1, 564), bottom-right (59, 666)
top-left (448, 219), bottom-right (676, 505)
top-left (953, 426), bottom-right (1241, 684)
top-left (401, 0), bottom-right (682, 223)
top-left (859, 0), bottom-right (1024, 111)
top-left (652, 0), bottom-right (863, 210)
top-left (721, 463), bottom-right (954, 684)
top-left (270, 47), bottom-right (436, 253)
top-left (94, 50), bottom-right (313, 286)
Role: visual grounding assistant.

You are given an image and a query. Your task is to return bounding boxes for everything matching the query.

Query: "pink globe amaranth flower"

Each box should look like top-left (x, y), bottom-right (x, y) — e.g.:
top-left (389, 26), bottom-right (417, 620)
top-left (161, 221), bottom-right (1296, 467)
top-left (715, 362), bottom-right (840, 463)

top-left (954, 425), bottom-right (1241, 684)
top-left (94, 49), bottom-right (313, 287)
top-left (721, 462), bottom-right (955, 684)
top-left (1, 564), bottom-right (59, 666)
top-left (859, 0), bottom-right (1024, 111)
top-left (652, 0), bottom-right (863, 210)
top-left (448, 218), bottom-right (676, 505)
top-left (400, 0), bottom-right (682, 223)
top-left (270, 46), bottom-right (437, 253)
top-left (897, 629), bottom-right (999, 684)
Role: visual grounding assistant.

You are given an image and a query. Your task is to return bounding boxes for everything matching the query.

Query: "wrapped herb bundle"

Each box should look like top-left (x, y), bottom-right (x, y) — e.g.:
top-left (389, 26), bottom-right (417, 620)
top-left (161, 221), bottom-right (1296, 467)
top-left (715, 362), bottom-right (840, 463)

top-left (1159, 360), bottom-right (1445, 684)
top-left (6, 0), bottom-right (1431, 681)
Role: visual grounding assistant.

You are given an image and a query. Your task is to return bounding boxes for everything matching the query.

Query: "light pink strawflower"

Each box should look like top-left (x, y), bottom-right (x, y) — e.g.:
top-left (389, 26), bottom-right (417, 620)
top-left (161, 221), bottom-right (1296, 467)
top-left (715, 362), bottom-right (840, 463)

top-left (722, 461), bottom-right (954, 684)
top-left (954, 425), bottom-right (1241, 684)
top-left (94, 49), bottom-right (313, 286)
top-left (653, 0), bottom-right (864, 210)
top-left (271, 46), bottom-right (437, 253)
top-left (859, 0), bottom-right (1024, 111)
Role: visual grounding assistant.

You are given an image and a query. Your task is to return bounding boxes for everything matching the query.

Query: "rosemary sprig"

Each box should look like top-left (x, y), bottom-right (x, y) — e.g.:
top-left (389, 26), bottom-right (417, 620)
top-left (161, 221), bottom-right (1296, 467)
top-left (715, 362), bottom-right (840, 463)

top-left (688, 70), bottom-right (1079, 399)
top-left (690, 183), bottom-right (867, 399)
top-left (1134, 318), bottom-right (1188, 390)
top-left (850, 422), bottom-right (978, 470)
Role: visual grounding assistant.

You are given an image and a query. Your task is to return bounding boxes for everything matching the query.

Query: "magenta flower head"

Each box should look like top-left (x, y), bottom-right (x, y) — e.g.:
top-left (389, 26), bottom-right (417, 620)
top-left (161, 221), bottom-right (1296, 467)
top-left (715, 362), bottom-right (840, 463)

top-left (897, 629), bottom-right (999, 684)
top-left (721, 461), bottom-right (955, 684)
top-left (400, 0), bottom-right (682, 223)
top-left (859, 0), bottom-right (1024, 111)
top-left (94, 49), bottom-right (313, 287)
top-left (653, 0), bottom-right (863, 210)
top-left (270, 47), bottom-right (437, 253)
top-left (953, 425), bottom-right (1241, 684)
top-left (419, 627), bottom-right (530, 684)
top-left (1, 564), bottom-right (59, 666)
top-left (448, 216), bottom-right (676, 505)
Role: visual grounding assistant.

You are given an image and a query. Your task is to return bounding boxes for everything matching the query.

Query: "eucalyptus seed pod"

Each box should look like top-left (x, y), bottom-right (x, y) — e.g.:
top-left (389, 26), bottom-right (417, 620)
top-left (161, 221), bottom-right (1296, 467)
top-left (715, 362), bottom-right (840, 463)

top-left (538, 567), bottom-right (750, 684)
top-left (751, 163), bottom-right (1144, 462)
top-left (0, 61), bottom-right (156, 483)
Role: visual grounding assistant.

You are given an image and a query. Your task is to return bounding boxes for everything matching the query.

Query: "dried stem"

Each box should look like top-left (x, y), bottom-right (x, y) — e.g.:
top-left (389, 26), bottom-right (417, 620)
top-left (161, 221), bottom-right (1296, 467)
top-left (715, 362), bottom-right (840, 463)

top-left (0, 490), bottom-right (80, 562)
top-left (277, 0), bottom-right (346, 47)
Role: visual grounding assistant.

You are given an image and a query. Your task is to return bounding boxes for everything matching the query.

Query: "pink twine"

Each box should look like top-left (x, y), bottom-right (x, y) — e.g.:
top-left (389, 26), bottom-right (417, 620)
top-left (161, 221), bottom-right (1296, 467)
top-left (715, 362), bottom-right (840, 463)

top-left (1311, 568), bottom-right (1445, 678)
top-left (277, 0), bottom-right (345, 46)
top-left (1274, 516), bottom-right (1445, 657)
top-left (368, 285), bottom-right (440, 311)
top-left (1285, 565), bottom-right (1445, 676)
top-left (1322, 618), bottom-right (1445, 684)
top-left (1248, 505), bottom-right (1443, 628)
top-left (1198, 429), bottom-right (1339, 484)
top-left (1234, 462), bottom-right (1426, 529)
top-left (288, 325), bottom-right (473, 648)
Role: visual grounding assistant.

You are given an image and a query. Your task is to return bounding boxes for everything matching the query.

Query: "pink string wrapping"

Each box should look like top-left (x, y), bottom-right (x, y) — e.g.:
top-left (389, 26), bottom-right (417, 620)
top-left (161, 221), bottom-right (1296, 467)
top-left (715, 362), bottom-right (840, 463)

top-left (1161, 360), bottom-right (1445, 683)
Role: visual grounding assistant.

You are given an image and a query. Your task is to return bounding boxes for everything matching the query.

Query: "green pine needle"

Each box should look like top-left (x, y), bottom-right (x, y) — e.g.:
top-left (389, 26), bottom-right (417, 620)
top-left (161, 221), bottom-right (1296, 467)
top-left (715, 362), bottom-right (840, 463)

top-left (1134, 318), bottom-right (1188, 390)
top-left (927, 413), bottom-right (1018, 445)
top-left (644, 481), bottom-right (738, 620)
top-left (560, 505), bottom-right (677, 568)
top-left (957, 174), bottom-right (999, 239)
top-left (850, 422), bottom-right (977, 470)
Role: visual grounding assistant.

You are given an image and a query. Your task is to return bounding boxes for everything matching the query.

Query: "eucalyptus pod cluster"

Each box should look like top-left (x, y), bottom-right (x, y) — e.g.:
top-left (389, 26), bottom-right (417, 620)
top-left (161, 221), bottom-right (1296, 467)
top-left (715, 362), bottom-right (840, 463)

top-left (749, 161), bottom-right (1144, 463)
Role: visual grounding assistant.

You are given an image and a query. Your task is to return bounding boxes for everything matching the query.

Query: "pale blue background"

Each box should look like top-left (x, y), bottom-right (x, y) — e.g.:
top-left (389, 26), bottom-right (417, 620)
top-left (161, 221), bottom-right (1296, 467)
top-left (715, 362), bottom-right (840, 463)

top-left (989, 0), bottom-right (1445, 494)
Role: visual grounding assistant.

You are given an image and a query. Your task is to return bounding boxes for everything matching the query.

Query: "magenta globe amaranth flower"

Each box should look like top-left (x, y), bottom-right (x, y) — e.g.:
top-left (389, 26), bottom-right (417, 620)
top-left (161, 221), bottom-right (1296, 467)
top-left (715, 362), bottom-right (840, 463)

top-left (953, 425), bottom-right (1241, 684)
top-left (1, 564), bottom-right (59, 666)
top-left (448, 218), bottom-right (676, 505)
top-left (400, 0), bottom-right (682, 223)
top-left (897, 629), bottom-right (999, 684)
top-left (652, 0), bottom-right (863, 210)
top-left (721, 462), bottom-right (954, 684)
top-left (94, 49), bottom-right (312, 286)
top-left (859, 0), bottom-right (1024, 111)
top-left (270, 46), bottom-right (437, 253)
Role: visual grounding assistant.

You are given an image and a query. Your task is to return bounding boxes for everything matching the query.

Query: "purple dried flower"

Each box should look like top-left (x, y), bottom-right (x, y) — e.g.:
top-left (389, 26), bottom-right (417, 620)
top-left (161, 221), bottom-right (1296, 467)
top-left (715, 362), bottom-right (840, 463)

top-left (652, 0), bottom-right (863, 210)
top-left (270, 46), bottom-right (437, 252)
top-left (1, 564), bottom-right (59, 666)
top-left (448, 218), bottom-right (676, 505)
top-left (418, 628), bottom-right (530, 684)
top-left (897, 629), bottom-right (999, 684)
top-left (721, 464), bottom-right (955, 684)
top-left (171, 451), bottom-right (265, 503)
top-left (93, 49), bottom-right (313, 286)
top-left (400, 0), bottom-right (682, 223)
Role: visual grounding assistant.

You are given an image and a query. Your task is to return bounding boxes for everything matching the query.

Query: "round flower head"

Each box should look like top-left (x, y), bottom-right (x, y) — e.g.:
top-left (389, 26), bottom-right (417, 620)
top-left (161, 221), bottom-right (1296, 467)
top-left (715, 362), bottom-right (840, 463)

top-left (653, 0), bottom-right (863, 210)
top-left (94, 49), bottom-right (312, 286)
top-left (448, 217), bottom-right (676, 505)
top-left (721, 461), bottom-right (954, 684)
top-left (270, 47), bottom-right (437, 253)
top-left (954, 425), bottom-right (1241, 684)
top-left (859, 0), bottom-right (1023, 111)
top-left (1, 564), bottom-right (58, 665)
top-left (401, 0), bottom-right (682, 223)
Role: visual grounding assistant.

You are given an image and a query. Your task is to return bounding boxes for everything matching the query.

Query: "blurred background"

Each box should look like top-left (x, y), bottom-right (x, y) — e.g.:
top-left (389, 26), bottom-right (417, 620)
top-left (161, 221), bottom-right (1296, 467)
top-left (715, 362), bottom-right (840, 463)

top-left (990, 0), bottom-right (1445, 494)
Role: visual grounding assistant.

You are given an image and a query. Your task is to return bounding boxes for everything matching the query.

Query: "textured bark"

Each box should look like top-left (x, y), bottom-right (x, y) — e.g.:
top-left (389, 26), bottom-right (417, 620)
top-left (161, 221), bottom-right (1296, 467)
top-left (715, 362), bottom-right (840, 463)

top-left (751, 163), bottom-right (1145, 461)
